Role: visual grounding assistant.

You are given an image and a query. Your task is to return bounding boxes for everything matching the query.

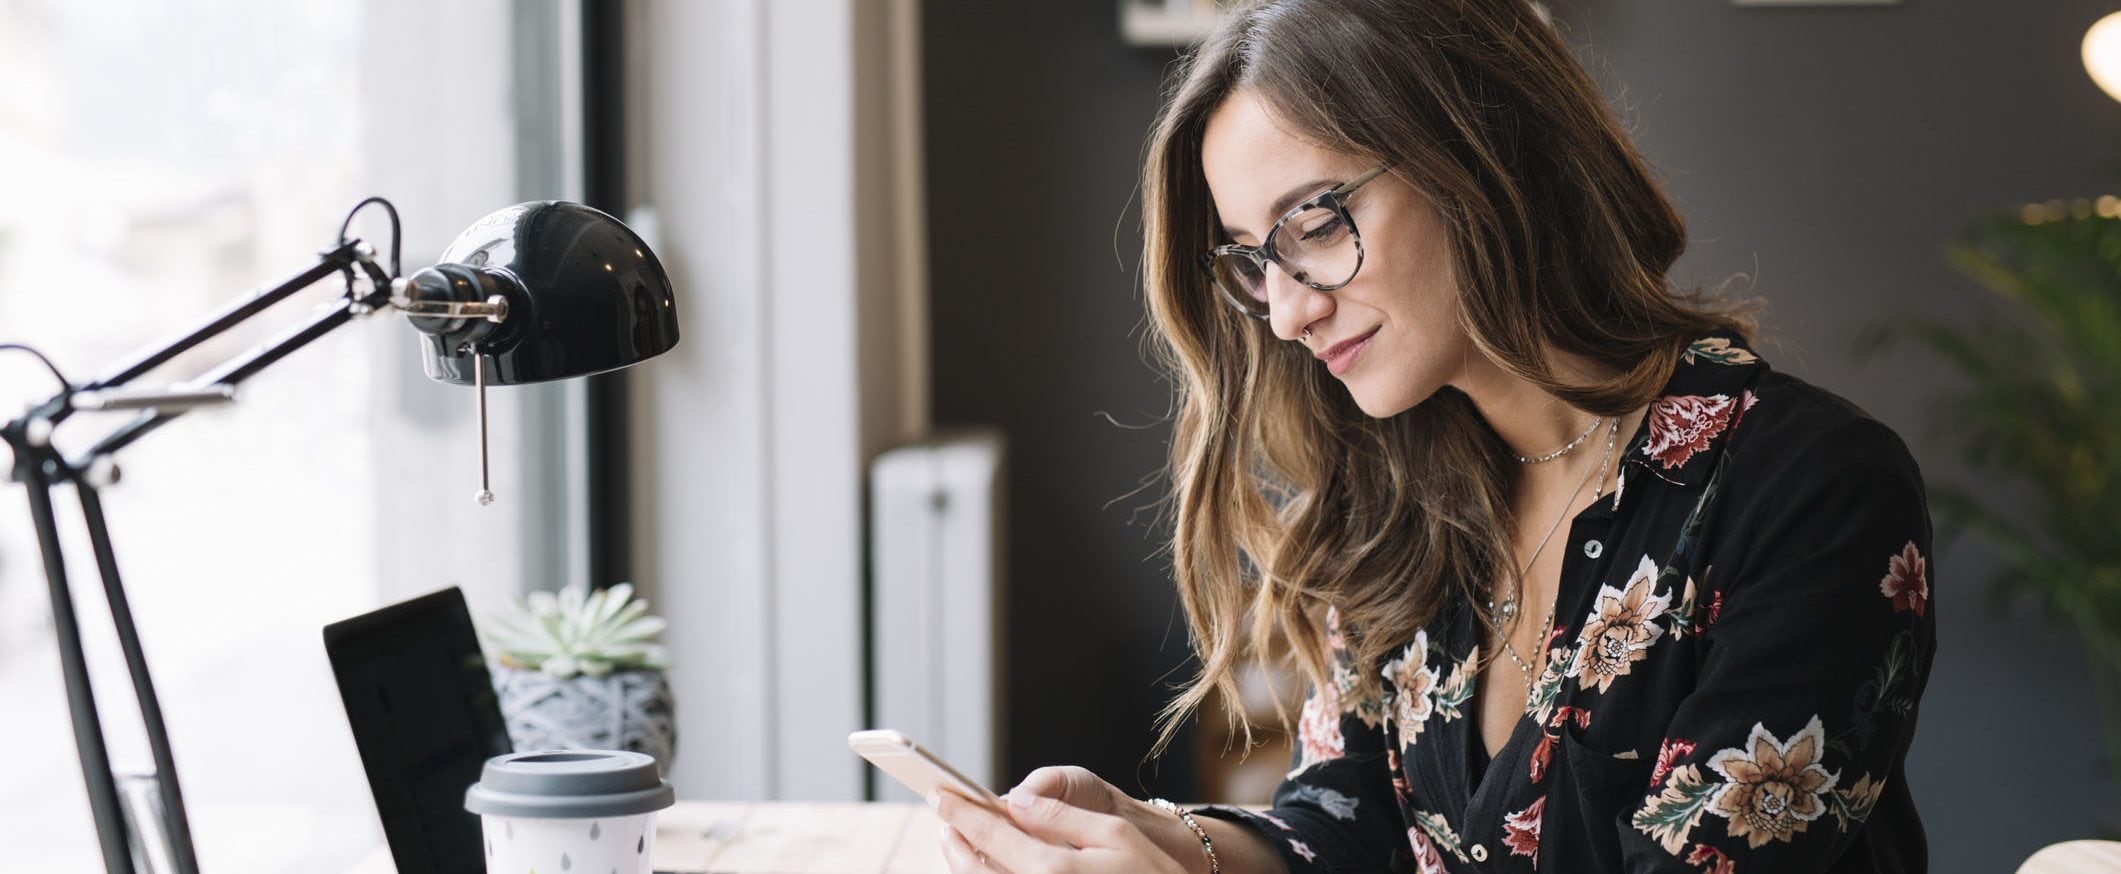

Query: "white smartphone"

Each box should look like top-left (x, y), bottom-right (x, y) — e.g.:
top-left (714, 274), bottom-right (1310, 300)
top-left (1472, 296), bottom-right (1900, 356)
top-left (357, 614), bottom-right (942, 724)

top-left (848, 729), bottom-right (1006, 811)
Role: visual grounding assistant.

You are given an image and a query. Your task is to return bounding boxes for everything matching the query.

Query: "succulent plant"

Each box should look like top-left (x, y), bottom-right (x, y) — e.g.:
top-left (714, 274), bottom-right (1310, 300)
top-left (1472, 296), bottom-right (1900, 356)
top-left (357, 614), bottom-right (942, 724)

top-left (481, 582), bottom-right (668, 678)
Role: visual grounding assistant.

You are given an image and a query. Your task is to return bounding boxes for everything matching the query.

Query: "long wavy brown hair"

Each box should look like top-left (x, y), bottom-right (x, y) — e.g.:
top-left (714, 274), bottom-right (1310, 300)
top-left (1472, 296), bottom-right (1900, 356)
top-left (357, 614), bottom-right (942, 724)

top-left (1142, 0), bottom-right (1754, 755)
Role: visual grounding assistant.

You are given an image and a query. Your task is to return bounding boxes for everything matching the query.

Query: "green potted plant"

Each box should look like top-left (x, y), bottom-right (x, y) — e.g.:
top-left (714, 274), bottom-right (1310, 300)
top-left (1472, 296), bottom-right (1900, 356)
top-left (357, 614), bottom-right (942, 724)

top-left (1908, 197), bottom-right (2121, 778)
top-left (480, 582), bottom-right (676, 774)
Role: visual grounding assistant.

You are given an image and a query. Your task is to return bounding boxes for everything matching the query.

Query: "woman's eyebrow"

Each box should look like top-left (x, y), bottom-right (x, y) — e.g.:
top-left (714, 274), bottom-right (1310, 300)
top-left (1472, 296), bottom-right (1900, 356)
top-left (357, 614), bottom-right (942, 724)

top-left (1220, 177), bottom-right (1334, 240)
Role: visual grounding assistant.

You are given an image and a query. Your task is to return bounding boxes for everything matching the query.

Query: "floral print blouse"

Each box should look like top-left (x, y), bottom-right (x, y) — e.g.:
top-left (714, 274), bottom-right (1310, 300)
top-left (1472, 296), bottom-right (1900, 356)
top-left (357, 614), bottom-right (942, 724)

top-left (1192, 336), bottom-right (1935, 872)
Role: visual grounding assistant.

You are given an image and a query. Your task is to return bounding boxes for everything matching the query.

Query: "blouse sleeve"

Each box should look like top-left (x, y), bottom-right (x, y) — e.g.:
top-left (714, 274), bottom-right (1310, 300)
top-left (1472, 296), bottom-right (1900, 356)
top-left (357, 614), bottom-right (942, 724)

top-left (1192, 609), bottom-right (1416, 873)
top-left (1621, 416), bottom-right (1936, 870)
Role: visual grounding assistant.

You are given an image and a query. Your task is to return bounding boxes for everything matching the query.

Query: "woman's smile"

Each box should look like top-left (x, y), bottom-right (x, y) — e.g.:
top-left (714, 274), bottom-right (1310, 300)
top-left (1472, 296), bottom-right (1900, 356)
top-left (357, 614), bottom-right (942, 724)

top-left (1315, 326), bottom-right (1379, 377)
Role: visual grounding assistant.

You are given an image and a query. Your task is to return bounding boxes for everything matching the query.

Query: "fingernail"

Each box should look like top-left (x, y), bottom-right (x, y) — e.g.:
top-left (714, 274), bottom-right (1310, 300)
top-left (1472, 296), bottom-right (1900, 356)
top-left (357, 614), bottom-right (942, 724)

top-left (925, 790), bottom-right (942, 809)
top-left (1005, 789), bottom-right (1033, 809)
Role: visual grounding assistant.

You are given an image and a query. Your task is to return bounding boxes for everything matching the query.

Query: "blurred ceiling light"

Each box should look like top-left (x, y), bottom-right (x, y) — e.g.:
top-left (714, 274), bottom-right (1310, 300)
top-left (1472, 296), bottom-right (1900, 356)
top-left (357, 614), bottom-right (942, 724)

top-left (2085, 11), bottom-right (2121, 104)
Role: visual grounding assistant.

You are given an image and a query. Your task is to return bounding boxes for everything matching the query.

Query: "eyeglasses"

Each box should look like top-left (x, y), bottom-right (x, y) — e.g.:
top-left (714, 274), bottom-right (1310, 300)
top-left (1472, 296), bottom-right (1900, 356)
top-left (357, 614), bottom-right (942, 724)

top-left (1200, 163), bottom-right (1390, 320)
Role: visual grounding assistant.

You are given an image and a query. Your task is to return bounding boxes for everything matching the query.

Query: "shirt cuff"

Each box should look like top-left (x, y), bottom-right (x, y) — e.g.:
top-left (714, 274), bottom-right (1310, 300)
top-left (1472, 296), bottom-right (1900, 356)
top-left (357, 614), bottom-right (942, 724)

top-left (1189, 804), bottom-right (1332, 872)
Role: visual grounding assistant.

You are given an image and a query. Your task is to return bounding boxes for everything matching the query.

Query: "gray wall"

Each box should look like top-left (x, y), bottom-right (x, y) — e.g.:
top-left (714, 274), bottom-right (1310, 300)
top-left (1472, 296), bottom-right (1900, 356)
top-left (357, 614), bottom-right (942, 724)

top-left (923, 0), bottom-right (1197, 799)
top-left (1554, 1), bottom-right (2116, 870)
top-left (924, 0), bottom-right (2116, 868)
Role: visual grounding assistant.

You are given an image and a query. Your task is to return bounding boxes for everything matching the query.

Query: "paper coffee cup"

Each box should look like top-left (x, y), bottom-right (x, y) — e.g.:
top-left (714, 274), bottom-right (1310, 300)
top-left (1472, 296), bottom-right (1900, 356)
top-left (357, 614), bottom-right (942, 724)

top-left (464, 749), bottom-right (675, 874)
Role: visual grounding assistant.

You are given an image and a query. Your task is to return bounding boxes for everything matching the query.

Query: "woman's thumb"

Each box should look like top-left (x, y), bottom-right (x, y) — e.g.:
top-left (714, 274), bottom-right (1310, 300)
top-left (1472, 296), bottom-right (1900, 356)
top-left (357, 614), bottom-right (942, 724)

top-left (1011, 766), bottom-right (1117, 813)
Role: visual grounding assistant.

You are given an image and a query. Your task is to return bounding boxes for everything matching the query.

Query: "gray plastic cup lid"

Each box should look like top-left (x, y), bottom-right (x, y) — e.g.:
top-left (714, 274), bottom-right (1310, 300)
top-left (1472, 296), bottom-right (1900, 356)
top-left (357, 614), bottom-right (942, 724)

top-left (463, 750), bottom-right (675, 819)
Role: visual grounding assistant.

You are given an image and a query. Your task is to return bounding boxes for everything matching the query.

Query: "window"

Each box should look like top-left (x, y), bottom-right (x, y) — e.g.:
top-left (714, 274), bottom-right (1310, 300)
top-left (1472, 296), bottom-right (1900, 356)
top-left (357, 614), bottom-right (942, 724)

top-left (0, 0), bottom-right (573, 868)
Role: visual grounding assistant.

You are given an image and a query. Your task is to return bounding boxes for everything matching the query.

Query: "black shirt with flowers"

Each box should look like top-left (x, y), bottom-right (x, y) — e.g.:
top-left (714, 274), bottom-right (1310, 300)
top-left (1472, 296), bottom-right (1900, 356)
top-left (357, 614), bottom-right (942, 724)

top-left (1192, 336), bottom-right (1934, 872)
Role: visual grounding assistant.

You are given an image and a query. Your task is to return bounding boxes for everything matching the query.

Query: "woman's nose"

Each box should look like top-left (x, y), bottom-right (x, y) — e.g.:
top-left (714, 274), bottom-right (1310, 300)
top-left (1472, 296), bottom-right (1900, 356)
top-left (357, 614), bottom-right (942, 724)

top-left (1265, 264), bottom-right (1330, 342)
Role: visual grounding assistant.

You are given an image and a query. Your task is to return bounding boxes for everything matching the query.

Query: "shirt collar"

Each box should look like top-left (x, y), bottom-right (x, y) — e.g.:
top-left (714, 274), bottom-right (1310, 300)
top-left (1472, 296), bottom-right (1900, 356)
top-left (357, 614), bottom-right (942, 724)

top-left (1614, 334), bottom-right (1766, 497)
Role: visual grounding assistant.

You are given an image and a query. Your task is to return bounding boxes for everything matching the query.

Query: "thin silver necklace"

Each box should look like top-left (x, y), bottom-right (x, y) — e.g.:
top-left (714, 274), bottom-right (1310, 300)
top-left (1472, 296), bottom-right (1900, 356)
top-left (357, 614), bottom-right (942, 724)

top-left (1489, 416), bottom-right (1609, 624)
top-left (1488, 417), bottom-right (1620, 690)
top-left (1516, 416), bottom-right (1604, 464)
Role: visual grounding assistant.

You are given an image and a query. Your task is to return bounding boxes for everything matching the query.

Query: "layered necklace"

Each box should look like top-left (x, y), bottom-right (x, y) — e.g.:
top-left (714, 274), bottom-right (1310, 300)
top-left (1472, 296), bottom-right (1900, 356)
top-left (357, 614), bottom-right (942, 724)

top-left (1486, 415), bottom-right (1621, 690)
top-left (1514, 416), bottom-right (1604, 465)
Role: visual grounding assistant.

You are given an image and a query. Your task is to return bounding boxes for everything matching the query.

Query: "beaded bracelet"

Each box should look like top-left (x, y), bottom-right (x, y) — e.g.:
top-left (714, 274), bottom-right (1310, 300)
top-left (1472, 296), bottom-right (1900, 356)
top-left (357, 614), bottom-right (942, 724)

top-left (1148, 797), bottom-right (1221, 874)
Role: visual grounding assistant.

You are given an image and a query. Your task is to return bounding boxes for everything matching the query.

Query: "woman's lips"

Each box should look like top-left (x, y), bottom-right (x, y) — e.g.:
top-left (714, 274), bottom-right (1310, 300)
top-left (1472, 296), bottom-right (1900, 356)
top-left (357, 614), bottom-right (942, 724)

top-left (1319, 327), bottom-right (1379, 377)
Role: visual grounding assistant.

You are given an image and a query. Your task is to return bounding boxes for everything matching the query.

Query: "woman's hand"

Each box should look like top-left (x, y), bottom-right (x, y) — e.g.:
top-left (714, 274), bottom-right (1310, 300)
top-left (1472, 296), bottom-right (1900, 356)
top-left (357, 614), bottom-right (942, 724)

top-left (933, 765), bottom-right (1202, 873)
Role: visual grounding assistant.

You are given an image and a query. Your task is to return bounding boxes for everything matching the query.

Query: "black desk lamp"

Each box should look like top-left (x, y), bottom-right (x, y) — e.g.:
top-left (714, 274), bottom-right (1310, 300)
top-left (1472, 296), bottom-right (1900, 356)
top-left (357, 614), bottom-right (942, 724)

top-left (0, 198), bottom-right (679, 874)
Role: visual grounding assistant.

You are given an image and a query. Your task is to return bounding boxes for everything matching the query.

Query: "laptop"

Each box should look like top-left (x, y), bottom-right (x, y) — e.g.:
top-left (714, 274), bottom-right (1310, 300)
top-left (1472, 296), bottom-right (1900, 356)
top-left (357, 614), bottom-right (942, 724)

top-left (324, 587), bottom-right (511, 874)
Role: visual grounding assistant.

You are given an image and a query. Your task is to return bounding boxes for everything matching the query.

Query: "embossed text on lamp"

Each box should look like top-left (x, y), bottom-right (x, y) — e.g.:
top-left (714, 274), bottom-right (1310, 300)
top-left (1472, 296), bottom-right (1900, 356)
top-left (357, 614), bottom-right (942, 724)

top-left (0, 198), bottom-right (679, 873)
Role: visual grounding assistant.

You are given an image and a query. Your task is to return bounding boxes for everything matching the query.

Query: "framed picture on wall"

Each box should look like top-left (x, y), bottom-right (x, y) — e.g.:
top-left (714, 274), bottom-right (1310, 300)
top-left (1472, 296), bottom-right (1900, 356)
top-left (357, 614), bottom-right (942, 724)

top-left (1120, 0), bottom-right (1225, 46)
top-left (1119, 0), bottom-right (1558, 46)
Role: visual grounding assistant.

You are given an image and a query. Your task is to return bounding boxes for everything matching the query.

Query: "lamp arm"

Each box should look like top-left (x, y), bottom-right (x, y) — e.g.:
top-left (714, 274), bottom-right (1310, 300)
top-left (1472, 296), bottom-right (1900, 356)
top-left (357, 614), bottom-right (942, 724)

top-left (1, 239), bottom-right (395, 874)
top-left (77, 480), bottom-right (199, 874)
top-left (82, 292), bottom-right (369, 464)
top-left (48, 242), bottom-right (385, 432)
top-left (54, 246), bottom-right (395, 464)
top-left (15, 471), bottom-right (136, 871)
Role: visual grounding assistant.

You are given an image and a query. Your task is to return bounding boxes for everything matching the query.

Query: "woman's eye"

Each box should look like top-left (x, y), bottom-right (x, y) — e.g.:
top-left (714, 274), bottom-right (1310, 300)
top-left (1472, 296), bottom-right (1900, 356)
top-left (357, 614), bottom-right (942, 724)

top-left (1299, 215), bottom-right (1346, 243)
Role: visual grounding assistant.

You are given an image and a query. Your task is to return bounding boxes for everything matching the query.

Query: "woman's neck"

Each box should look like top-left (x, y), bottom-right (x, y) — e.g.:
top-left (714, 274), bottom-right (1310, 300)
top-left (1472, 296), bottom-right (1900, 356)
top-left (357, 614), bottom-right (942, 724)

top-left (1452, 353), bottom-right (1610, 469)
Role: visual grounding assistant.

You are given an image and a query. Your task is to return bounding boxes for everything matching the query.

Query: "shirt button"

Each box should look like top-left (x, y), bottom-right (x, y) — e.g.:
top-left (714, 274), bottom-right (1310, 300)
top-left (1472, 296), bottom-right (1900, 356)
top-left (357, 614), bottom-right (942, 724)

top-left (1471, 843), bottom-right (1489, 862)
top-left (1583, 539), bottom-right (1604, 559)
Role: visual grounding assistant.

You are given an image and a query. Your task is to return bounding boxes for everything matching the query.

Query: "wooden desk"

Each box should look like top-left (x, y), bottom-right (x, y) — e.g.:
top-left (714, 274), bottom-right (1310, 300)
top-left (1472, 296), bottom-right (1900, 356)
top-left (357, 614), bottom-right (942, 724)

top-left (351, 801), bottom-right (947, 873)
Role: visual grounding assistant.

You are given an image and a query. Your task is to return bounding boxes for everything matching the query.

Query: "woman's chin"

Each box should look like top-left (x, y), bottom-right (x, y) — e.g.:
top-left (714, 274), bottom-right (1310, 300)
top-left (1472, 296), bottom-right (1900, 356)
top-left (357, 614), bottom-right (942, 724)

top-left (1340, 366), bottom-right (1459, 417)
top-left (1346, 380), bottom-right (1432, 419)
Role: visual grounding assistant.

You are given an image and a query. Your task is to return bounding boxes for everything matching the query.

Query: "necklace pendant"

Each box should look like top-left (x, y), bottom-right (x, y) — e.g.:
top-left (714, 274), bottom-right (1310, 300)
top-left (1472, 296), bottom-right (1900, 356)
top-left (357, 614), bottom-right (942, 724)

top-left (1497, 597), bottom-right (1518, 622)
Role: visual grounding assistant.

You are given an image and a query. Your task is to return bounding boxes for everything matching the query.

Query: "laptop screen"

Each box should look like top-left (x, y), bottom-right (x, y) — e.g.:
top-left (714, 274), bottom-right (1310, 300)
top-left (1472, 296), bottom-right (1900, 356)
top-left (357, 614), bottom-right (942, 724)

top-left (324, 587), bottom-right (511, 874)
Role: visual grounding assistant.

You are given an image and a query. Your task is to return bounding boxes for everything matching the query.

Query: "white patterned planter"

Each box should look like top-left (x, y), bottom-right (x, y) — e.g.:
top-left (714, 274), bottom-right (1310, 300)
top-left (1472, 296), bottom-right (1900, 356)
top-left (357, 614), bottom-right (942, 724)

top-left (493, 667), bottom-right (677, 774)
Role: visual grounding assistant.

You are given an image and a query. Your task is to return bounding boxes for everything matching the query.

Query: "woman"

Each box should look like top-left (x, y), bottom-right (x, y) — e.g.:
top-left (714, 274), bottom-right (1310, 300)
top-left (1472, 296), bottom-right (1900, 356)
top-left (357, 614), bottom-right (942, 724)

top-left (934, 0), bottom-right (1934, 870)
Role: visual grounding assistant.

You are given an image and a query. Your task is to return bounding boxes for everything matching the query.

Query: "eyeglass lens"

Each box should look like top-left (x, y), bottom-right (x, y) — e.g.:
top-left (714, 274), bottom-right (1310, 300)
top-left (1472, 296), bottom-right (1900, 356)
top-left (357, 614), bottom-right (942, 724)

top-left (1209, 204), bottom-right (1359, 318)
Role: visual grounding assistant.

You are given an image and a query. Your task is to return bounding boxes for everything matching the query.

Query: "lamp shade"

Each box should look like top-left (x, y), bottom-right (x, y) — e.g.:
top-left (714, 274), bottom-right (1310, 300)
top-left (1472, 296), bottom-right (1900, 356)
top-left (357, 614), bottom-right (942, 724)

top-left (2086, 11), bottom-right (2121, 104)
top-left (410, 201), bottom-right (679, 386)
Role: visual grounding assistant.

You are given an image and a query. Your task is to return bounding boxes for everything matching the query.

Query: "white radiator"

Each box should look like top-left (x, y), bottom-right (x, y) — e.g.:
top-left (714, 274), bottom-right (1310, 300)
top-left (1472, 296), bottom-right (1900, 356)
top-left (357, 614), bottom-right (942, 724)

top-left (867, 429), bottom-right (1006, 800)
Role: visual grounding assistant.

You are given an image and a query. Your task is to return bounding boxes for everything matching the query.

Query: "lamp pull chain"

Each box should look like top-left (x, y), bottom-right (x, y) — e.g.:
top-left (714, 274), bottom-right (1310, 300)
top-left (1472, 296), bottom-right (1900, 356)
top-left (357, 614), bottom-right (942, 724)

top-left (474, 351), bottom-right (495, 506)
